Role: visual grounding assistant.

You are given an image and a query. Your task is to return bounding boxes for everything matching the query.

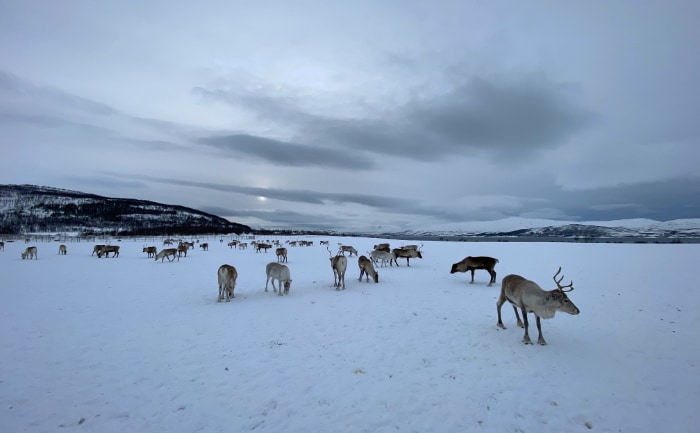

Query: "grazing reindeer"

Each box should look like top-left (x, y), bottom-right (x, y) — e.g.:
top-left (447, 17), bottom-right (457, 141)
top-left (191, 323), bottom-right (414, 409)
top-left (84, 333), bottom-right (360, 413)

top-left (391, 247), bottom-right (423, 266)
top-left (200, 243), bottom-right (209, 251)
top-left (276, 247), bottom-right (288, 263)
top-left (58, 244), bottom-right (67, 255)
top-left (143, 246), bottom-right (158, 258)
top-left (497, 267), bottom-right (580, 345)
top-left (155, 248), bottom-right (179, 262)
top-left (369, 249), bottom-right (394, 267)
top-left (92, 244), bottom-right (105, 256)
top-left (177, 244), bottom-right (188, 257)
top-left (338, 245), bottom-right (358, 256)
top-left (97, 245), bottom-right (120, 258)
top-left (217, 264), bottom-right (238, 302)
top-left (358, 255), bottom-right (379, 283)
top-left (21, 246), bottom-right (38, 260)
top-left (328, 247), bottom-right (348, 290)
top-left (256, 243), bottom-right (273, 253)
top-left (238, 242), bottom-right (247, 250)
top-left (450, 256), bottom-right (499, 286)
top-left (227, 241), bottom-right (238, 248)
top-left (373, 243), bottom-right (390, 252)
top-left (265, 262), bottom-right (292, 296)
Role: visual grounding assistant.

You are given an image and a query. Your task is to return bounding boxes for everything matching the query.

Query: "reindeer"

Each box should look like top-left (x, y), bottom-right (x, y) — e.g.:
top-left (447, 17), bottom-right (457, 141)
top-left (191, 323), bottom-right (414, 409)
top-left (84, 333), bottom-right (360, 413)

top-left (177, 244), bottom-right (188, 257)
top-left (265, 262), bottom-right (292, 296)
top-left (217, 264), bottom-right (238, 302)
top-left (0, 241), bottom-right (4, 251)
top-left (450, 256), bottom-right (499, 286)
top-left (276, 247), bottom-right (288, 263)
top-left (497, 267), bottom-right (580, 345)
top-left (238, 242), bottom-right (247, 250)
top-left (373, 243), bottom-right (390, 252)
top-left (97, 245), bottom-right (120, 258)
top-left (328, 247), bottom-right (348, 290)
top-left (92, 244), bottom-right (105, 256)
top-left (155, 248), bottom-right (178, 262)
top-left (58, 244), bottom-right (67, 255)
top-left (21, 246), bottom-right (38, 260)
top-left (391, 247), bottom-right (423, 266)
top-left (319, 240), bottom-right (329, 246)
top-left (369, 249), bottom-right (394, 267)
top-left (358, 255), bottom-right (379, 283)
top-left (256, 243), bottom-right (273, 253)
top-left (163, 239), bottom-right (174, 246)
top-left (200, 243), bottom-right (209, 251)
top-left (338, 245), bottom-right (358, 256)
top-left (143, 246), bottom-right (158, 258)
top-left (227, 241), bottom-right (238, 248)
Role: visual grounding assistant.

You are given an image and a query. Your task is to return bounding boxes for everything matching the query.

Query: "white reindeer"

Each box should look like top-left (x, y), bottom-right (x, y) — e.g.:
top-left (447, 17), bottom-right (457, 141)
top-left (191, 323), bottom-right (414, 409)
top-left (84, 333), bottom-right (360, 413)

top-left (155, 248), bottom-right (179, 262)
top-left (217, 264), bottom-right (238, 302)
top-left (369, 249), bottom-right (394, 267)
top-left (497, 267), bottom-right (580, 345)
top-left (265, 262), bottom-right (292, 296)
top-left (328, 247), bottom-right (347, 290)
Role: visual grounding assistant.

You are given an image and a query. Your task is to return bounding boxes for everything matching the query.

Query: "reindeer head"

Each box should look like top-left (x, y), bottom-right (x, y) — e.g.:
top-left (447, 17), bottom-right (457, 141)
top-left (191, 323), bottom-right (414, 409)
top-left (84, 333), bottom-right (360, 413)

top-left (552, 267), bottom-right (580, 315)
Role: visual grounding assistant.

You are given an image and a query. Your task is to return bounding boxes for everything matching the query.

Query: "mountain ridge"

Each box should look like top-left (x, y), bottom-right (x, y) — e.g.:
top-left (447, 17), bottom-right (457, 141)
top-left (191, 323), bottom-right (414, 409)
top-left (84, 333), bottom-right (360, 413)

top-left (0, 184), bottom-right (251, 236)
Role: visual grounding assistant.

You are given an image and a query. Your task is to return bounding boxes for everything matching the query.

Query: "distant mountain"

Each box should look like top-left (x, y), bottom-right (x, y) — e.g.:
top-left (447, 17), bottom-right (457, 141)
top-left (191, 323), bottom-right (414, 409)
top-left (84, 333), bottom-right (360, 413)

top-left (325, 216), bottom-right (700, 241)
top-left (0, 184), bottom-right (251, 236)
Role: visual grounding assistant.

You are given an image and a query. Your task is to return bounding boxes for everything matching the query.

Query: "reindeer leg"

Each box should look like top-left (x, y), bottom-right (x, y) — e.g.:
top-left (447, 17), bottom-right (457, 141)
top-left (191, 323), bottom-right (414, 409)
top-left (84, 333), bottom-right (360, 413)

top-left (496, 293), bottom-right (507, 329)
top-left (470, 269), bottom-right (475, 284)
top-left (536, 316), bottom-right (547, 345)
top-left (520, 308), bottom-right (533, 344)
top-left (513, 306), bottom-right (524, 328)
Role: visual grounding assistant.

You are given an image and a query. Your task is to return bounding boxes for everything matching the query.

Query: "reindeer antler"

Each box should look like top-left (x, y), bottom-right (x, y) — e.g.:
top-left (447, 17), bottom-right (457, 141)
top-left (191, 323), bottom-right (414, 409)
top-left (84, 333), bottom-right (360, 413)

top-left (553, 267), bottom-right (574, 292)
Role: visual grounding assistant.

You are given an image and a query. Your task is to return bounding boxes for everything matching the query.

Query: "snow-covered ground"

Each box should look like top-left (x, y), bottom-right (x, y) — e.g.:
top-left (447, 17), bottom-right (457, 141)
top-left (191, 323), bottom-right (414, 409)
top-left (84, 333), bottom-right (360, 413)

top-left (1, 237), bottom-right (698, 432)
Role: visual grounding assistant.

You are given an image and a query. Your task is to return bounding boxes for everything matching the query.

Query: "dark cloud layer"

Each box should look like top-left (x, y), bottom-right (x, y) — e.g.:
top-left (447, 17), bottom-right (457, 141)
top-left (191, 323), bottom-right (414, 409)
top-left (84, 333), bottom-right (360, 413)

top-left (199, 134), bottom-right (373, 169)
top-left (196, 74), bottom-right (595, 164)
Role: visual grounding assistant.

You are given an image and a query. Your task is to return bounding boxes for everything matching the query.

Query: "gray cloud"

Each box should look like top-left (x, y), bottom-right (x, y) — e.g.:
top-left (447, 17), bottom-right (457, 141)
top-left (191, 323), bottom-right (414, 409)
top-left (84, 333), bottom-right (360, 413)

top-left (196, 73), bottom-right (595, 164)
top-left (199, 134), bottom-right (373, 169)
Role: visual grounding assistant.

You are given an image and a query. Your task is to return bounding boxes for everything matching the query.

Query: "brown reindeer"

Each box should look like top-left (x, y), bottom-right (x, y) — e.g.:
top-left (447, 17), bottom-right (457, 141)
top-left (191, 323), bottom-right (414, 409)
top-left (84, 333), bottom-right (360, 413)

top-left (143, 246), bottom-right (158, 258)
top-left (358, 255), bottom-right (379, 283)
top-left (450, 256), bottom-right (499, 286)
top-left (200, 243), bottom-right (209, 251)
top-left (21, 246), bottom-right (38, 260)
top-left (97, 245), bottom-right (120, 258)
top-left (276, 247), bottom-right (288, 263)
top-left (497, 267), bottom-right (580, 345)
top-left (58, 244), bottom-right (67, 255)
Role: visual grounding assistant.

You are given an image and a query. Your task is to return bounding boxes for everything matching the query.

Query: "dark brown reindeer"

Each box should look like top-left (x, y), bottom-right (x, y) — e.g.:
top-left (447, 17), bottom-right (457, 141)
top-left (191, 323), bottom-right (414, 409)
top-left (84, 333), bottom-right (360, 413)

top-left (497, 267), bottom-right (580, 345)
top-left (450, 256), bottom-right (499, 286)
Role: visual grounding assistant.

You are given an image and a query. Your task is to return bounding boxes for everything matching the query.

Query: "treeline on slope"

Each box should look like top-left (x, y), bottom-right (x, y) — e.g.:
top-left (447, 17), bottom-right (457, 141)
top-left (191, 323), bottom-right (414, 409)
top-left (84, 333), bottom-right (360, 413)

top-left (0, 185), bottom-right (251, 236)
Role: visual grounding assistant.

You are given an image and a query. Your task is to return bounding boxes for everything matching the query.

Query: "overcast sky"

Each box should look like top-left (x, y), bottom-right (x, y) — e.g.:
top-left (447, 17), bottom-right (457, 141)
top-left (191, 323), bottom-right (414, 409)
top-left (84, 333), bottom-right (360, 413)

top-left (1, 1), bottom-right (699, 230)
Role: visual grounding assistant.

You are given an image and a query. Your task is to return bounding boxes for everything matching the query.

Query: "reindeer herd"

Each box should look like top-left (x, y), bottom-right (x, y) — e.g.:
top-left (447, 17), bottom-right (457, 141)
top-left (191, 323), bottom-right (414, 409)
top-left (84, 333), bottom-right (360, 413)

top-left (5, 237), bottom-right (580, 345)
